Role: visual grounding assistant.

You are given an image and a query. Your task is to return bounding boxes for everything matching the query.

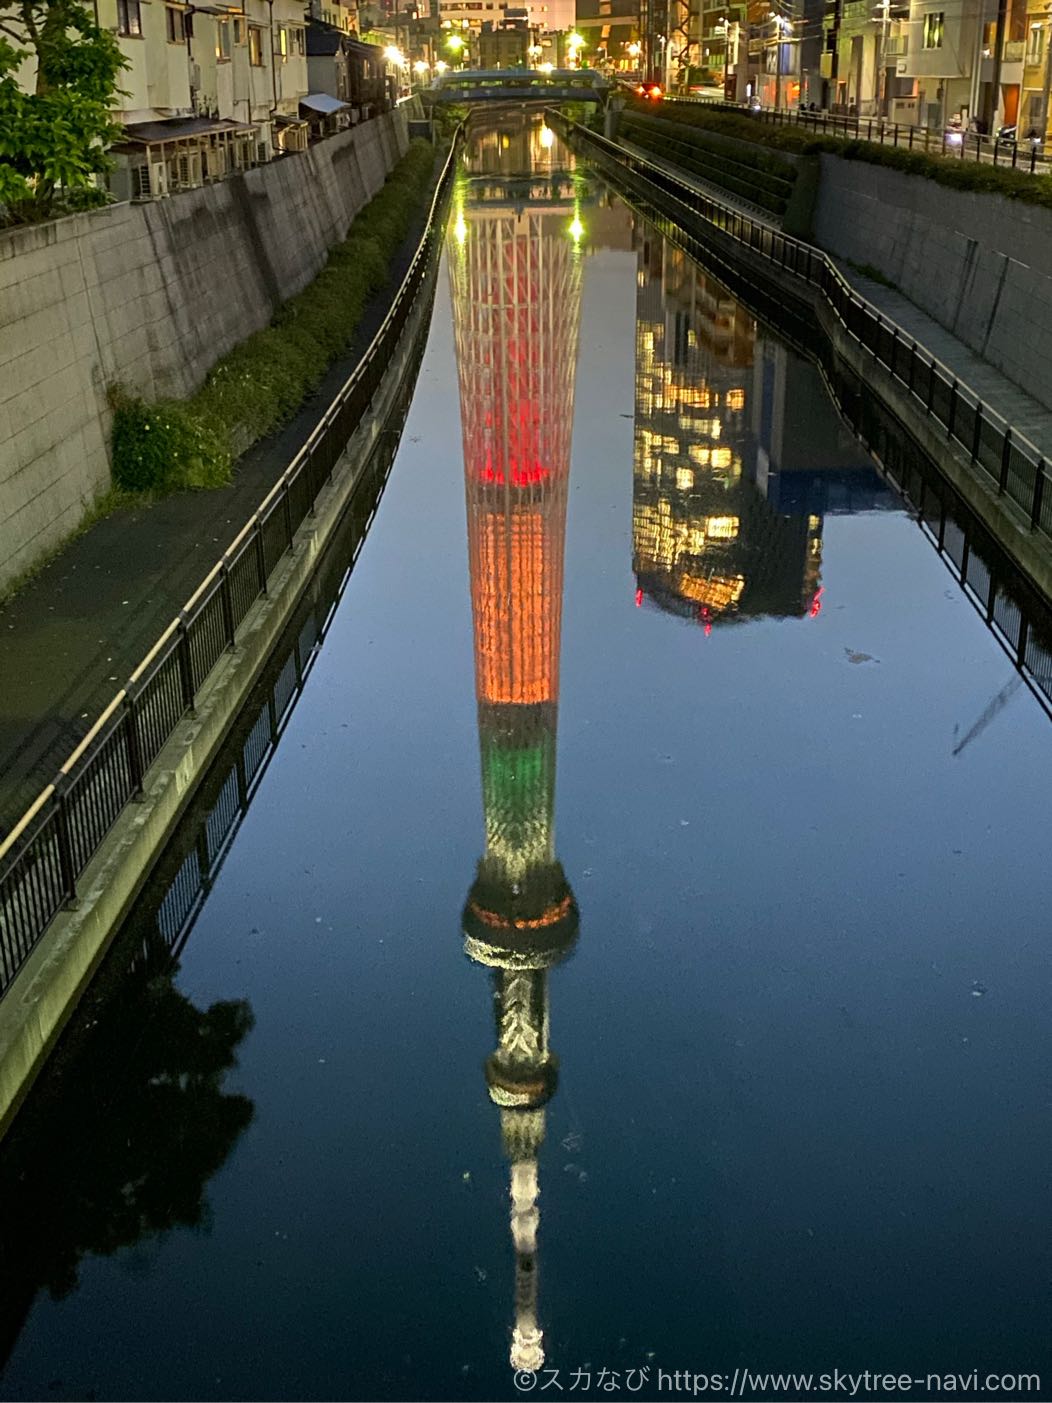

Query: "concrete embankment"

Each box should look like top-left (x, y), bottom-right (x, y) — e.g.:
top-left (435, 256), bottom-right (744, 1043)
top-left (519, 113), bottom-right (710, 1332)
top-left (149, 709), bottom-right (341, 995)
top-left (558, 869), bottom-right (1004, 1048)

top-left (0, 214), bottom-right (443, 1142)
top-left (0, 110), bottom-right (408, 594)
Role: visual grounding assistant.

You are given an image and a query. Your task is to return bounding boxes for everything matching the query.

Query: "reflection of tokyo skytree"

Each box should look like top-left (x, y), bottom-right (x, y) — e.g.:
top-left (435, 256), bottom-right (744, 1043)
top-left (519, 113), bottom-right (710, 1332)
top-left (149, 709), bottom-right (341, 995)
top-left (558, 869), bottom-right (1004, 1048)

top-left (448, 120), bottom-right (583, 1374)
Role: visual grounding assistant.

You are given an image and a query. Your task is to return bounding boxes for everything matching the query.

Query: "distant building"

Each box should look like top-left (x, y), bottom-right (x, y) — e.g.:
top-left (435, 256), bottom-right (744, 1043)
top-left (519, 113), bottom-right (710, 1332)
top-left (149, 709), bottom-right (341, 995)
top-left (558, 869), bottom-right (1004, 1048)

top-left (576, 0), bottom-right (640, 71)
top-left (478, 18), bottom-right (530, 65)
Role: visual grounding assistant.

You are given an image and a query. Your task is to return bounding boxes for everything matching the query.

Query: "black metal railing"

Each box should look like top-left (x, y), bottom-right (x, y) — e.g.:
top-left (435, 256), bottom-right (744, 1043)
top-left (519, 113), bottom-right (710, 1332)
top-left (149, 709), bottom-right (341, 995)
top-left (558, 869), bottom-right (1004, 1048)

top-left (556, 116), bottom-right (1052, 545)
top-left (663, 94), bottom-right (1049, 175)
top-left (0, 133), bottom-right (460, 1002)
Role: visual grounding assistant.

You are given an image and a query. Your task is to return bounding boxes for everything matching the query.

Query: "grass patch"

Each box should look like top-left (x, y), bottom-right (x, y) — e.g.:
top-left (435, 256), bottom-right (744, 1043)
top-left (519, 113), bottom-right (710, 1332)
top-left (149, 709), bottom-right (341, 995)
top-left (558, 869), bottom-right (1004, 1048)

top-left (623, 97), bottom-right (1052, 211)
top-left (111, 139), bottom-right (437, 494)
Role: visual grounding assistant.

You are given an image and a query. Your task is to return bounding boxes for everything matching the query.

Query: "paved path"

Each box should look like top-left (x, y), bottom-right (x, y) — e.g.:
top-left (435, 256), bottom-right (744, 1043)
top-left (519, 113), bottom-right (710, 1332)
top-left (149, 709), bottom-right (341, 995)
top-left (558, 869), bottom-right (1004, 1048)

top-left (0, 200), bottom-right (435, 834)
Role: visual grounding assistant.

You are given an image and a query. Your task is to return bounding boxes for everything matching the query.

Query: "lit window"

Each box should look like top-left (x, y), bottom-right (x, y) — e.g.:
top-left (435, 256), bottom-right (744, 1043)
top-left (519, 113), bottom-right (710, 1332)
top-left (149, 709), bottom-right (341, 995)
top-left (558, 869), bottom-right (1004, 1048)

top-left (215, 17), bottom-right (231, 58)
top-left (249, 24), bottom-right (264, 63)
top-left (922, 11), bottom-right (943, 48)
top-left (117, 0), bottom-right (142, 36)
top-left (278, 24), bottom-right (288, 57)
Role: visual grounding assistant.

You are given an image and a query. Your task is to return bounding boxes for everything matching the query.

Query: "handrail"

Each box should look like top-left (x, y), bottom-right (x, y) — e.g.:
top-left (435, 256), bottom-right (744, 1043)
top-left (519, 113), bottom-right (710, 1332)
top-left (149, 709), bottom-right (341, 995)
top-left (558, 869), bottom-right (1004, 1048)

top-left (0, 129), bottom-right (462, 992)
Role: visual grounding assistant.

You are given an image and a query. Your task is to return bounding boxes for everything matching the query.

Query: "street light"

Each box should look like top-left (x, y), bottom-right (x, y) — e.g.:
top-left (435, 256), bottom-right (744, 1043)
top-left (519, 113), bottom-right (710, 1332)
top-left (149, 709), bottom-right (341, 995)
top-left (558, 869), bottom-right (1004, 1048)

top-left (567, 30), bottom-right (585, 67)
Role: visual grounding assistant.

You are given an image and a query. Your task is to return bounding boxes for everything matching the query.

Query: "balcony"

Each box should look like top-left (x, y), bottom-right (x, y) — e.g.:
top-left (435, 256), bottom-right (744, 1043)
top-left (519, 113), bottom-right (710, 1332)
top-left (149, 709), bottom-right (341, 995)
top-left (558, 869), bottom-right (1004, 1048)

top-left (1004, 38), bottom-right (1024, 61)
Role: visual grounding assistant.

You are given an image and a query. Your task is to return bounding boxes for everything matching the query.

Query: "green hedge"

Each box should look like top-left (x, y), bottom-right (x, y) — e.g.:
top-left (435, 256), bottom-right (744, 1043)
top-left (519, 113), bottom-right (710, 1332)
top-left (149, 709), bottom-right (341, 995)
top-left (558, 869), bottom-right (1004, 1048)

top-left (112, 139), bottom-right (437, 493)
top-left (624, 97), bottom-right (1052, 210)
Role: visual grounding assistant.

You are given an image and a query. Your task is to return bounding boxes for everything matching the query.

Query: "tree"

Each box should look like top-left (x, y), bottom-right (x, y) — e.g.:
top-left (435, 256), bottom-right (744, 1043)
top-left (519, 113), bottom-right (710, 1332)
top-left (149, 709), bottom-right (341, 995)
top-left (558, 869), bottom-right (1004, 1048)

top-left (0, 0), bottom-right (126, 224)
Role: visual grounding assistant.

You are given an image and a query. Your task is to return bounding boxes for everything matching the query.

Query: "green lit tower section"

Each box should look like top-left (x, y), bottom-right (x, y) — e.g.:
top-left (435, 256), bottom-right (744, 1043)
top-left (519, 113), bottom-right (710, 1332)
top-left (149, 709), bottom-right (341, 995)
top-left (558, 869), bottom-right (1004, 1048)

top-left (448, 137), bottom-right (583, 1374)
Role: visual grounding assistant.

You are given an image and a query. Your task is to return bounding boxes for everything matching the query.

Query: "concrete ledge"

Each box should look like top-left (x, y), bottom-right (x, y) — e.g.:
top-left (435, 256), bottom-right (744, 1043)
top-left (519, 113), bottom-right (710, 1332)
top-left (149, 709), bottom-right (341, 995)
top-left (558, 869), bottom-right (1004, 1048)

top-left (0, 267), bottom-right (438, 1141)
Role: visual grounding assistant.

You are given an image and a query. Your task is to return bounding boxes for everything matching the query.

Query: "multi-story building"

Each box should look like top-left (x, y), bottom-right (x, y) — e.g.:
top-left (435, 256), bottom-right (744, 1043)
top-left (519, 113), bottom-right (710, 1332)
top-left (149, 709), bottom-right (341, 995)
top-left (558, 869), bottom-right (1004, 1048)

top-left (437, 0), bottom-right (570, 40)
top-left (576, 0), bottom-right (641, 72)
top-left (90, 0), bottom-right (312, 198)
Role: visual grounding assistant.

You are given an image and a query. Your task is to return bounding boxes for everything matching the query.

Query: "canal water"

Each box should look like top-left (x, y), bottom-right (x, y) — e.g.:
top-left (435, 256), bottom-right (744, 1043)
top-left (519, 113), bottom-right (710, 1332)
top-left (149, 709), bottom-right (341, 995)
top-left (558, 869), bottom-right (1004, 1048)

top-left (1, 117), bottom-right (1049, 1403)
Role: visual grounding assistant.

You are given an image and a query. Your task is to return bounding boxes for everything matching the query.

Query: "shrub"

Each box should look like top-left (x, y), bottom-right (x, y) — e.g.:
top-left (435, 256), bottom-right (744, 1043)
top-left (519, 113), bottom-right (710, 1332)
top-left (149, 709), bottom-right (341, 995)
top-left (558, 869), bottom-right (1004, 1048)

top-left (111, 394), bottom-right (230, 492)
top-left (111, 139), bottom-right (437, 493)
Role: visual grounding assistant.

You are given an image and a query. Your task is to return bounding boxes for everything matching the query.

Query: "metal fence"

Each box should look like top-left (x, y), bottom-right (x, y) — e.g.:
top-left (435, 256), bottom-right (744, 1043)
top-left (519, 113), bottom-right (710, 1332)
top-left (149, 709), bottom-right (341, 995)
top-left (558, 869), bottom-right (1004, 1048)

top-left (665, 95), bottom-right (1050, 174)
top-left (559, 118), bottom-right (1052, 539)
top-left (0, 133), bottom-right (459, 1001)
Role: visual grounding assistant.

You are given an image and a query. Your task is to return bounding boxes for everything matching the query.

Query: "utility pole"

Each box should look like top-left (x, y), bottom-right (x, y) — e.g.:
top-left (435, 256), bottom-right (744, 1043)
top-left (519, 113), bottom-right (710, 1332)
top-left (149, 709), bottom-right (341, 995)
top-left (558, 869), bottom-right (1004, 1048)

top-left (981, 0), bottom-right (1008, 131)
top-left (876, 0), bottom-right (890, 117)
top-left (1038, 4), bottom-right (1052, 140)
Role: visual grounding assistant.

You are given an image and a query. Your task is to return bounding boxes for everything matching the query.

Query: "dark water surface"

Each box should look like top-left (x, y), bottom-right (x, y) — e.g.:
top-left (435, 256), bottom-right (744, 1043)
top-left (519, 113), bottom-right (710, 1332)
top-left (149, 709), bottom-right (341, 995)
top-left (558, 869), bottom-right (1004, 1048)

top-left (1, 118), bottom-right (1049, 1403)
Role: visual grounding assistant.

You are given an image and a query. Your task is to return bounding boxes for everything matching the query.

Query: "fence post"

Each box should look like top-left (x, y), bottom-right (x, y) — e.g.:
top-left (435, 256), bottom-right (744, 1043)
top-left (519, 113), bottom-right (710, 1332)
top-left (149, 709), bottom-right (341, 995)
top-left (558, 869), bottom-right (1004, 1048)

top-left (971, 405), bottom-right (983, 464)
top-left (176, 612), bottom-right (196, 714)
top-left (1030, 459), bottom-right (1046, 530)
top-left (220, 561), bottom-right (237, 649)
top-left (255, 515), bottom-right (268, 596)
top-left (998, 429), bottom-right (1012, 494)
top-left (282, 480), bottom-right (294, 550)
top-left (53, 779), bottom-right (78, 907)
top-left (947, 380), bottom-right (958, 439)
top-left (926, 358), bottom-right (937, 414)
top-left (125, 689), bottom-right (145, 798)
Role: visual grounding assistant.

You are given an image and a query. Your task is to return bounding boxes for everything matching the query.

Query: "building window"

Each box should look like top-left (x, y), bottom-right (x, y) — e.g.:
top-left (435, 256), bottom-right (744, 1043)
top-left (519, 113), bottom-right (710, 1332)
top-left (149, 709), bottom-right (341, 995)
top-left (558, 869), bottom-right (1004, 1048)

top-left (922, 11), bottom-right (943, 47)
top-left (215, 17), bottom-right (231, 57)
top-left (249, 24), bottom-right (264, 63)
top-left (234, 16), bottom-right (246, 42)
top-left (165, 5), bottom-right (185, 40)
top-left (293, 25), bottom-right (305, 53)
top-left (1026, 21), bottom-right (1044, 62)
top-left (277, 24), bottom-right (288, 58)
top-left (117, 0), bottom-right (142, 36)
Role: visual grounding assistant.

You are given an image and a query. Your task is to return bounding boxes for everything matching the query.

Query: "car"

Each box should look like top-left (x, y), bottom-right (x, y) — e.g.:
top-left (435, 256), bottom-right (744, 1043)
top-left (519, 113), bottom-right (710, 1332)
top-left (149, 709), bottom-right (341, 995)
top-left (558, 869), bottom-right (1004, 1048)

top-left (636, 81), bottom-right (663, 100)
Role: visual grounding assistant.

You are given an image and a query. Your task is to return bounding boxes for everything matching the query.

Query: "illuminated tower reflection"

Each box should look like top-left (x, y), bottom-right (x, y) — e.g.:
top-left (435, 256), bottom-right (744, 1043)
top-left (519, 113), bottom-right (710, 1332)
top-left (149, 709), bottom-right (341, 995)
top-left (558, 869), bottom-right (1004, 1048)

top-left (632, 236), bottom-right (824, 628)
top-left (449, 115), bottom-right (583, 1374)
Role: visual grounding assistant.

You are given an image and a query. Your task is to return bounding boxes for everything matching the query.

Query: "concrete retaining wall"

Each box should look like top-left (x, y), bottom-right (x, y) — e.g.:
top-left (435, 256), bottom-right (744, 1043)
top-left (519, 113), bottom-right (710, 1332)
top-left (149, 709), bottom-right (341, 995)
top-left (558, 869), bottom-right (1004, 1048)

top-left (0, 110), bottom-right (408, 593)
top-left (813, 155), bottom-right (1052, 413)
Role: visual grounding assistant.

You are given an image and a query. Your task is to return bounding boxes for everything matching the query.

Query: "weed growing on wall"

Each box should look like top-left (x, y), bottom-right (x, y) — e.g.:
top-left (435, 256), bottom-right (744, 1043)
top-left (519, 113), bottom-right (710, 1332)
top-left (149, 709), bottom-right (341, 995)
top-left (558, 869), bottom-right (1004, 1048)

top-left (111, 139), bottom-right (436, 493)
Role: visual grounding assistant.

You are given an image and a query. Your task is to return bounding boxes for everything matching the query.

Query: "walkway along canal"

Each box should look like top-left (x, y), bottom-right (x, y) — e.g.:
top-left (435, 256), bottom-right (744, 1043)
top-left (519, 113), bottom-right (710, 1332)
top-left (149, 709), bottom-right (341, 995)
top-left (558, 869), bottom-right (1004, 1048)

top-left (0, 113), bottom-right (1049, 1401)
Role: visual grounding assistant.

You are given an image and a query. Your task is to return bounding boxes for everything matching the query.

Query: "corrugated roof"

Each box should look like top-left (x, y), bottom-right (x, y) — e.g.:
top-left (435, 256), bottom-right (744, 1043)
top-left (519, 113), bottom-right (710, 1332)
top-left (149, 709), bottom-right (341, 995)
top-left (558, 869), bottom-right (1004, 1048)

top-left (299, 92), bottom-right (350, 115)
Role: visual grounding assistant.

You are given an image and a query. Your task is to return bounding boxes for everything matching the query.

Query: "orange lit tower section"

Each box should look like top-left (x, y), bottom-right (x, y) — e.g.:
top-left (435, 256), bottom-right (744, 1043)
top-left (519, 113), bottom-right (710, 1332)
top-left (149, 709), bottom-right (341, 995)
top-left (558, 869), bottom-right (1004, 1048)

top-left (448, 127), bottom-right (583, 1376)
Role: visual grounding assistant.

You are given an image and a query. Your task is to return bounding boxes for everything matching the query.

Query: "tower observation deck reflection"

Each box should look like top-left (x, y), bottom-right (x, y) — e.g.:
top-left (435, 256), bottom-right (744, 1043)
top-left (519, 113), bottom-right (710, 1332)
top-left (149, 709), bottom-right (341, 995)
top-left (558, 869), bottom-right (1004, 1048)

top-left (449, 114), bottom-right (584, 1374)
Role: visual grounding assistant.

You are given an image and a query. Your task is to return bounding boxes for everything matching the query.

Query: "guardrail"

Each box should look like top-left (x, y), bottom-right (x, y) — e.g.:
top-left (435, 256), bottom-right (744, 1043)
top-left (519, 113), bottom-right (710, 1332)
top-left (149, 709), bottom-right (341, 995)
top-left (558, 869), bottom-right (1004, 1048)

top-left (0, 132), bottom-right (460, 1002)
top-left (662, 94), bottom-right (1049, 174)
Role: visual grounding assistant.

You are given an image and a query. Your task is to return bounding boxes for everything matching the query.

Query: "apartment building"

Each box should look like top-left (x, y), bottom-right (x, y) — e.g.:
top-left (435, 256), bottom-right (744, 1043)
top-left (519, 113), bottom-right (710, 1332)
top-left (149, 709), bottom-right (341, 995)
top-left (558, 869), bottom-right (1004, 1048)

top-left (94, 0), bottom-right (311, 198)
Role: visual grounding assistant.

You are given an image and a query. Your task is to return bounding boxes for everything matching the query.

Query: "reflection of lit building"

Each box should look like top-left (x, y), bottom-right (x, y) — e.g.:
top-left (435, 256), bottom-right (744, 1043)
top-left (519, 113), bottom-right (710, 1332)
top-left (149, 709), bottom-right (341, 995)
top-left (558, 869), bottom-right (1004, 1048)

top-left (633, 235), bottom-right (823, 628)
top-left (449, 114), bottom-right (582, 1375)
